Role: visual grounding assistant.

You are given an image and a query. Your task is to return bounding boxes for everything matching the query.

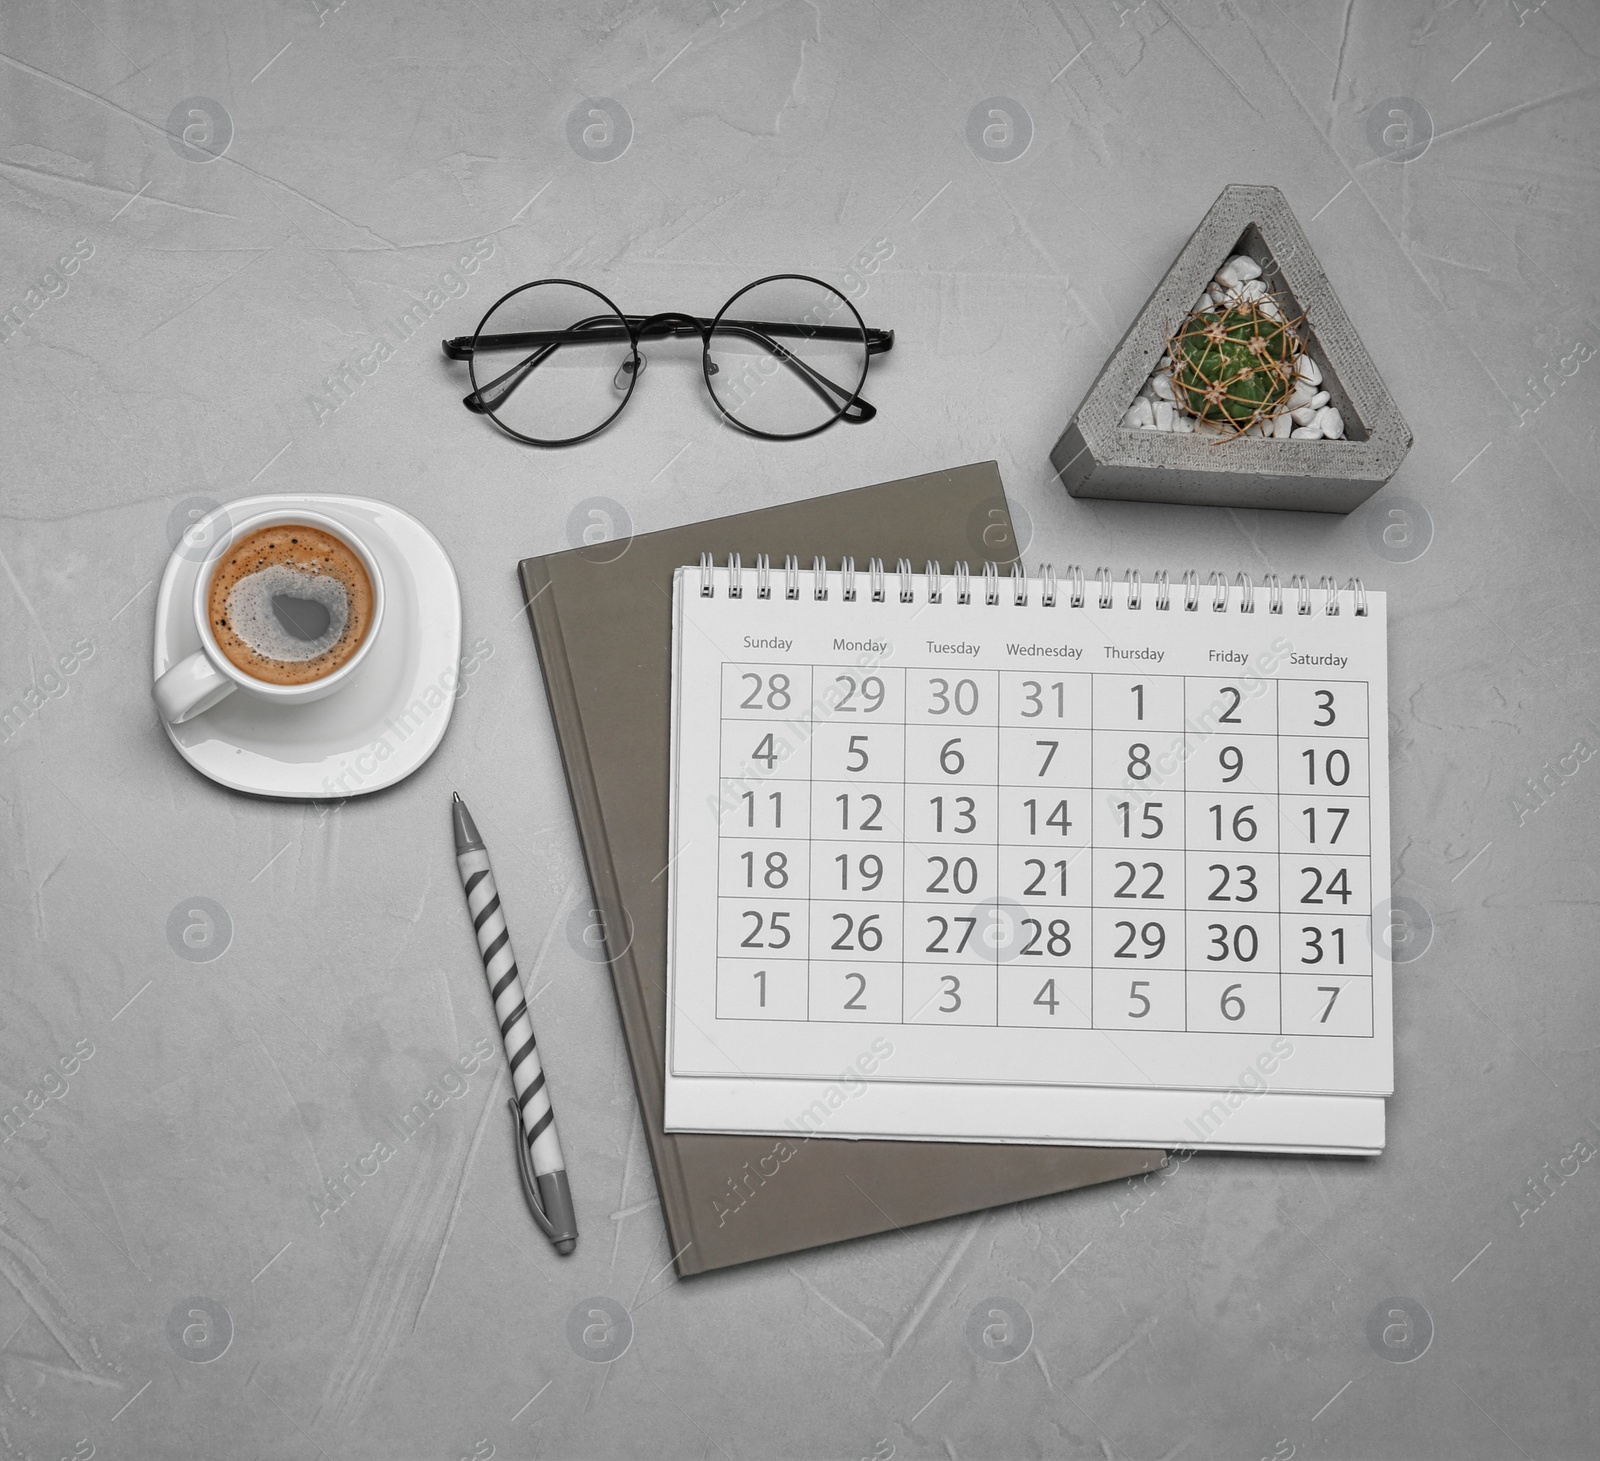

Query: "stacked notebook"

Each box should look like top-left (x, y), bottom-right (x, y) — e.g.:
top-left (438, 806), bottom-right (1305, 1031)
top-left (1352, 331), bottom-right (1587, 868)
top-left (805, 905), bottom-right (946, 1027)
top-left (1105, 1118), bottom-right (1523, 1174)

top-left (523, 461), bottom-right (1393, 1276)
top-left (521, 463), bottom-right (1166, 1277)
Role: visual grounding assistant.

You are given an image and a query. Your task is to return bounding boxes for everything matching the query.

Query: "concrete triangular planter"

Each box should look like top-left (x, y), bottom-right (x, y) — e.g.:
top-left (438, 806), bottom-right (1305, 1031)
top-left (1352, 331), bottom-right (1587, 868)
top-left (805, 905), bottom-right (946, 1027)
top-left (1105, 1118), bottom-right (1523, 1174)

top-left (1050, 184), bottom-right (1411, 513)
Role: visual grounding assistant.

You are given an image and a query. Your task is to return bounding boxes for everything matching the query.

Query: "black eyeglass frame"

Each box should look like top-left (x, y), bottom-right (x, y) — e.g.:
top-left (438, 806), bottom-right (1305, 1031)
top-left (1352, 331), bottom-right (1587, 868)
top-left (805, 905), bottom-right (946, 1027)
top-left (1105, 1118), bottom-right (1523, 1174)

top-left (441, 273), bottom-right (894, 447)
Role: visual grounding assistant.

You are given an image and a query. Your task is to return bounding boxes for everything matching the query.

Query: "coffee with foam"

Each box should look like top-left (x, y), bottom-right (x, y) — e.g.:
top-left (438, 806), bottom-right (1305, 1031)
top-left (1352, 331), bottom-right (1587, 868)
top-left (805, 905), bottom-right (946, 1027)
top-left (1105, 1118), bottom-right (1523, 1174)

top-left (207, 524), bottom-right (374, 685)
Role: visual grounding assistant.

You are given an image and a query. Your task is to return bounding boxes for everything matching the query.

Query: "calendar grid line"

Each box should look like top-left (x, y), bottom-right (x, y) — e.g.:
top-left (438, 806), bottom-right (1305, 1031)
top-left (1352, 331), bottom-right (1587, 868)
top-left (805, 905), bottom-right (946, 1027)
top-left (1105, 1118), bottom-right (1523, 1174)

top-left (1088, 672), bottom-right (1096, 1029)
top-left (800, 678), bottom-right (812, 1017)
top-left (803, 684), bottom-right (813, 1025)
top-left (1178, 682), bottom-right (1189, 1032)
top-left (900, 701), bottom-right (908, 1025)
top-left (1272, 662), bottom-right (1282, 1040)
top-left (993, 686), bottom-right (1001, 1001)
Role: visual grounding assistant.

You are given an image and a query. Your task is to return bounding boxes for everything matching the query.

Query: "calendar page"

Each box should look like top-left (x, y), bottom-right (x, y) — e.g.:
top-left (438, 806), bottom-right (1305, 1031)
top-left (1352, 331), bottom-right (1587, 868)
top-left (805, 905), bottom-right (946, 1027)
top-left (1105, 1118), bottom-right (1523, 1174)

top-left (667, 563), bottom-right (1392, 1107)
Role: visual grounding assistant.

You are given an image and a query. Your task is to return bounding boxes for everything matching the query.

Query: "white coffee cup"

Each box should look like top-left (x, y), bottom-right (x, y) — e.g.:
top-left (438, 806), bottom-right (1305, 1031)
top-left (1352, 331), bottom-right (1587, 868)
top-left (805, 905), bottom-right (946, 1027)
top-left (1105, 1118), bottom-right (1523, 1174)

top-left (153, 508), bottom-right (386, 725)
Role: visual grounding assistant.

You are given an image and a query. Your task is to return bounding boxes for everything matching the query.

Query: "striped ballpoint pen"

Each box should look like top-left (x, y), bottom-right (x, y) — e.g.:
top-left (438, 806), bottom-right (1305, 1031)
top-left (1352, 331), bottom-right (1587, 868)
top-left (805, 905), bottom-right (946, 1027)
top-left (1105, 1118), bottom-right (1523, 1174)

top-left (452, 793), bottom-right (578, 1254)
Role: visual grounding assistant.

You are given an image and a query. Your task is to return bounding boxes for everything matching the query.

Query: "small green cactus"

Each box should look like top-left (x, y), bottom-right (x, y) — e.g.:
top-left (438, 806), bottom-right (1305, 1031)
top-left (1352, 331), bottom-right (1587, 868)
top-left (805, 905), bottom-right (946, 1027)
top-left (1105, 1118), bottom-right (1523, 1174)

top-left (1168, 295), bottom-right (1303, 436)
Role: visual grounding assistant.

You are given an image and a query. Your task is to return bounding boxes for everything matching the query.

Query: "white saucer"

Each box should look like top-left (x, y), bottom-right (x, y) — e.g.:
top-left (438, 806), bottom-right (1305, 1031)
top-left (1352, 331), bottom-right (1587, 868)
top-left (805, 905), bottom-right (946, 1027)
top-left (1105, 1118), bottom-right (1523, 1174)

top-left (153, 494), bottom-right (462, 799)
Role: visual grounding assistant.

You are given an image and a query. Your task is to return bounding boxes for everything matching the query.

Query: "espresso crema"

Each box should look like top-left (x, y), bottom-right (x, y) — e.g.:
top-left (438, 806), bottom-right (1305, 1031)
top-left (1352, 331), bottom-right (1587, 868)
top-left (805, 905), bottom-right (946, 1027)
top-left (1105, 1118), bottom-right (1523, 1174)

top-left (207, 524), bottom-right (374, 686)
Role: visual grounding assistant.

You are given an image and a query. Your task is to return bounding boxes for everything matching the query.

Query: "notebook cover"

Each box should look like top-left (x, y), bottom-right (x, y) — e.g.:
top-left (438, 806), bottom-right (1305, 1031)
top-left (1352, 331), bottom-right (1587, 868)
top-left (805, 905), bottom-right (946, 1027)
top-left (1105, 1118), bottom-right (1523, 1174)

top-left (519, 461), bottom-right (1165, 1276)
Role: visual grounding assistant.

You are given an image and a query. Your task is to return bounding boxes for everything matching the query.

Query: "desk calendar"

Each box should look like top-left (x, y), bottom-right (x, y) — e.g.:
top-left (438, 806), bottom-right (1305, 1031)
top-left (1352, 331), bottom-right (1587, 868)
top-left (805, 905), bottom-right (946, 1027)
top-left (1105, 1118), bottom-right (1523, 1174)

top-left (666, 558), bottom-right (1393, 1154)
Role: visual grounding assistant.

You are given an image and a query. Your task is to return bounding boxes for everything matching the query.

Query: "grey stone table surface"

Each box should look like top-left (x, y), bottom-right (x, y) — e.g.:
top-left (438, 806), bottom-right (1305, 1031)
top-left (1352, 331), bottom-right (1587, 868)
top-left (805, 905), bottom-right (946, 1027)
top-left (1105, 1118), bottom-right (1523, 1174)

top-left (2, 2), bottom-right (1596, 1457)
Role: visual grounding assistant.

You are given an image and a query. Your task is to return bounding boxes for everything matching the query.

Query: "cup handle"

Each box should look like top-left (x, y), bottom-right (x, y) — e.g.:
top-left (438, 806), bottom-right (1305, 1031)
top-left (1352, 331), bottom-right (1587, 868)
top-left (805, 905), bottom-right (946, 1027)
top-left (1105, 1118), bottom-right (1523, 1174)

top-left (153, 650), bottom-right (236, 724)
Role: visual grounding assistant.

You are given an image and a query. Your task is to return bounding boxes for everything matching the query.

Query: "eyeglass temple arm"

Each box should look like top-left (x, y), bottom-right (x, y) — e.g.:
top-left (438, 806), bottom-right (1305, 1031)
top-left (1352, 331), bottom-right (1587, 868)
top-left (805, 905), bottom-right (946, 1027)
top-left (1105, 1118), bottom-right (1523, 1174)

top-left (463, 343), bottom-right (556, 416)
top-left (442, 319), bottom-right (894, 359)
top-left (458, 313), bottom-right (620, 416)
top-left (708, 321), bottom-right (877, 424)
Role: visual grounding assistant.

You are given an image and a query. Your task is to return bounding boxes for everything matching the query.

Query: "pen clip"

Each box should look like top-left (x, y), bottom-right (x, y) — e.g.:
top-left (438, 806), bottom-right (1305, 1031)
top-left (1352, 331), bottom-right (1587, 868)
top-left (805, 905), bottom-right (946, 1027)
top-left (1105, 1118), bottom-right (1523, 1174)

top-left (508, 1099), bottom-right (558, 1239)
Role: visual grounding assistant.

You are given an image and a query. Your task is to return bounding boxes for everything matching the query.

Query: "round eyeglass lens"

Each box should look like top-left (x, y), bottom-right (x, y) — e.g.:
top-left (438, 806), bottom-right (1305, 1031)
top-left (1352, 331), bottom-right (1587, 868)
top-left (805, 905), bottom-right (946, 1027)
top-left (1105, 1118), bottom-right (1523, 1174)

top-left (705, 276), bottom-right (868, 438)
top-left (469, 281), bottom-right (637, 444)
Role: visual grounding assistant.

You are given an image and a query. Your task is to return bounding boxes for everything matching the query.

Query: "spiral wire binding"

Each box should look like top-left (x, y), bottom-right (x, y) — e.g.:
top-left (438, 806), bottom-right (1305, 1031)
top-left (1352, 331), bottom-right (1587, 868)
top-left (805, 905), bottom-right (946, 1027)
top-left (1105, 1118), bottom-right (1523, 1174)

top-left (692, 557), bottom-right (1367, 616)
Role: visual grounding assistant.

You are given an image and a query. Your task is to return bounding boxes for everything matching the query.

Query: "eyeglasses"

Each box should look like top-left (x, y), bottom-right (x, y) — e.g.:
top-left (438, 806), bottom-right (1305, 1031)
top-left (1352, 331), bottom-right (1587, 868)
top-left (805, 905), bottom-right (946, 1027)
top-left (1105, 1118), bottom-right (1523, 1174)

top-left (441, 273), bottom-right (894, 446)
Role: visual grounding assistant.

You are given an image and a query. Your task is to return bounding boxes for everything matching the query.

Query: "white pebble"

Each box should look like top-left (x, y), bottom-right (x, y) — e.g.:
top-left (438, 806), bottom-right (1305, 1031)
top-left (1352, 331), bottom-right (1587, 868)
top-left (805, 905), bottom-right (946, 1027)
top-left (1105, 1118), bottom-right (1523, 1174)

top-left (1272, 413), bottom-right (1292, 439)
top-left (1317, 406), bottom-right (1345, 439)
top-left (1260, 298), bottom-right (1283, 321)
top-left (1124, 397), bottom-right (1154, 428)
top-left (1290, 425), bottom-right (1323, 439)
top-left (1195, 291), bottom-right (1217, 312)
top-left (1310, 390), bottom-right (1330, 409)
top-left (1157, 353), bottom-right (1172, 369)
top-left (1195, 418), bottom-right (1227, 437)
top-left (1291, 406), bottom-right (1317, 426)
top-left (1154, 400), bottom-right (1174, 431)
top-left (1295, 355), bottom-right (1322, 385)
top-left (1286, 382), bottom-right (1315, 410)
top-left (1237, 279), bottom-right (1267, 303)
top-left (1174, 412), bottom-right (1195, 433)
top-left (1221, 254), bottom-right (1263, 283)
top-left (1151, 372), bottom-right (1175, 401)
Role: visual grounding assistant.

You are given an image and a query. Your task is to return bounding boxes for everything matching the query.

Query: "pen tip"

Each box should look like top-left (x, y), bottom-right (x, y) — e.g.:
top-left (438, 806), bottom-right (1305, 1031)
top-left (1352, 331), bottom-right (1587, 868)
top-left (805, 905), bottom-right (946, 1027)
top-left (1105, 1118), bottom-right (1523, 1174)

top-left (555, 1238), bottom-right (576, 1255)
top-left (452, 791), bottom-right (462, 803)
top-left (452, 793), bottom-right (484, 853)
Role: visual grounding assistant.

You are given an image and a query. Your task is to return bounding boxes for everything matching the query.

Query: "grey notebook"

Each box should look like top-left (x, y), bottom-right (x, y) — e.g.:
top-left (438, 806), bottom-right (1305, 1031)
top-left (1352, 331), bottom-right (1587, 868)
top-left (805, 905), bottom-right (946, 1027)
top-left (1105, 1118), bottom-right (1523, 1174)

top-left (520, 461), bottom-right (1164, 1276)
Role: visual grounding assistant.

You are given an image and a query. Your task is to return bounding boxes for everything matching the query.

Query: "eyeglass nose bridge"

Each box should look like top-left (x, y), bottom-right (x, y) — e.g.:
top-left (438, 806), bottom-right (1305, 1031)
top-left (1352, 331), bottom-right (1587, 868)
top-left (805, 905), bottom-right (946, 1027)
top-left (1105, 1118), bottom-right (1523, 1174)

top-left (631, 311), bottom-right (712, 345)
top-left (618, 312), bottom-right (714, 388)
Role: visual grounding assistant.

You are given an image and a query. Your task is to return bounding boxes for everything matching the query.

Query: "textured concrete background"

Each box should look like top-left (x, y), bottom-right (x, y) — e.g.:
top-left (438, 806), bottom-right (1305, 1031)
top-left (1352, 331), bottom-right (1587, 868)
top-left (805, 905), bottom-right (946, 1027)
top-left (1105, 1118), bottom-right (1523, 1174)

top-left (2, 2), bottom-right (1597, 1458)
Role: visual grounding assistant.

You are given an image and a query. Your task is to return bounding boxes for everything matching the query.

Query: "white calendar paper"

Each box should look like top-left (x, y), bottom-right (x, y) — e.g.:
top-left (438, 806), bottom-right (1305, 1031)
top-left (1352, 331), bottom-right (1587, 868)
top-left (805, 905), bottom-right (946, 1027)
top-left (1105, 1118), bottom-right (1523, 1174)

top-left (666, 562), bottom-right (1393, 1154)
